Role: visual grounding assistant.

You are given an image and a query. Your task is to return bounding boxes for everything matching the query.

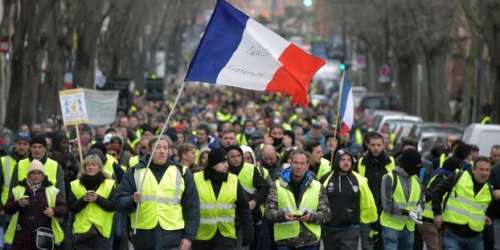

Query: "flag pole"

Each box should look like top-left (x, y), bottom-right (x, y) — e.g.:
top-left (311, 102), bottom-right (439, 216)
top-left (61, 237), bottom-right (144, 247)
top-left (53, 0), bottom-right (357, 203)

top-left (133, 80), bottom-right (186, 234)
top-left (75, 124), bottom-right (84, 164)
top-left (330, 70), bottom-right (346, 165)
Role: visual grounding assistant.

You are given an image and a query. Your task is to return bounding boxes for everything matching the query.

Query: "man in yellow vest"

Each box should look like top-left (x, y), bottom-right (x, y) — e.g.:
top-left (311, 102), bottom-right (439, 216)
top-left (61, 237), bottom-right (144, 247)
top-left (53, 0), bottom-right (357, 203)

top-left (419, 157), bottom-right (462, 250)
top-left (11, 134), bottom-right (66, 197)
top-left (380, 149), bottom-right (423, 249)
top-left (225, 145), bottom-right (269, 249)
top-left (0, 132), bottom-right (31, 206)
top-left (356, 132), bottom-right (395, 250)
top-left (266, 150), bottom-right (330, 250)
top-left (192, 148), bottom-right (253, 250)
top-left (4, 159), bottom-right (66, 248)
top-left (432, 157), bottom-right (500, 250)
top-left (321, 149), bottom-right (378, 250)
top-left (115, 135), bottom-right (200, 250)
top-left (305, 141), bottom-right (331, 180)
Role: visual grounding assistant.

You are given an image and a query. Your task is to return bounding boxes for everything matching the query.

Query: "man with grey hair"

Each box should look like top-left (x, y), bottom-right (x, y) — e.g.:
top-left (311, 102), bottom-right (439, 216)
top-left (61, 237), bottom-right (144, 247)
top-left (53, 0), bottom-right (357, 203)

top-left (116, 135), bottom-right (200, 250)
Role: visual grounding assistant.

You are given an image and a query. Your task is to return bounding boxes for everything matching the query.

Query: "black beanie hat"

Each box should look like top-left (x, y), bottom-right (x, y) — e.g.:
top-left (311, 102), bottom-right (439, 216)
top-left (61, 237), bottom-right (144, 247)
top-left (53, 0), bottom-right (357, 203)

top-left (208, 148), bottom-right (228, 168)
top-left (442, 156), bottom-right (463, 172)
top-left (400, 149), bottom-right (422, 170)
top-left (225, 144), bottom-right (243, 157)
top-left (30, 134), bottom-right (47, 148)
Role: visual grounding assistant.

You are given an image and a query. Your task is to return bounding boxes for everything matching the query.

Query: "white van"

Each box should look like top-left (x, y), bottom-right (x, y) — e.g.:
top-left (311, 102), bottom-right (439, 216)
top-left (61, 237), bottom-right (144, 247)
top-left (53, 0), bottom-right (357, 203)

top-left (462, 124), bottom-right (500, 156)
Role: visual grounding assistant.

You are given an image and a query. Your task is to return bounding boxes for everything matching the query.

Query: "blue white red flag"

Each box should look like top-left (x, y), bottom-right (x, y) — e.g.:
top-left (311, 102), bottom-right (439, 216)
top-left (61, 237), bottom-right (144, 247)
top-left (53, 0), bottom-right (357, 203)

top-left (185, 0), bottom-right (325, 106)
top-left (338, 72), bottom-right (354, 134)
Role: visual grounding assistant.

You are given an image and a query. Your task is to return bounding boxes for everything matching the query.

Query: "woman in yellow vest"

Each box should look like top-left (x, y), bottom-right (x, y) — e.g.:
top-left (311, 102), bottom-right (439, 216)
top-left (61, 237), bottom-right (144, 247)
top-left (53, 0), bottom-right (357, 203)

top-left (4, 159), bottom-right (66, 249)
top-left (192, 148), bottom-right (253, 250)
top-left (69, 154), bottom-right (116, 250)
top-left (266, 150), bottom-right (331, 250)
top-left (380, 149), bottom-right (423, 250)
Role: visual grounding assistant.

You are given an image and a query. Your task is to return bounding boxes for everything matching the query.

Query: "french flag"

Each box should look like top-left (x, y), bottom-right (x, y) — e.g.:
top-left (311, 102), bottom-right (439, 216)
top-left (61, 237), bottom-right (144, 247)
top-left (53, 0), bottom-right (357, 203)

top-left (338, 72), bottom-right (354, 135)
top-left (185, 0), bottom-right (325, 106)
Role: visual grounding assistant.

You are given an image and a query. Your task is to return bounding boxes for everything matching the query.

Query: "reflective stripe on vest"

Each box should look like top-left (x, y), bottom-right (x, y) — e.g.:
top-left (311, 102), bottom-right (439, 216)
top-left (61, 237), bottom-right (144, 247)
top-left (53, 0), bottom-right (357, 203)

top-left (17, 158), bottom-right (58, 185)
top-left (380, 173), bottom-right (421, 232)
top-left (273, 178), bottom-right (322, 241)
top-left (238, 163), bottom-right (256, 194)
top-left (131, 166), bottom-right (185, 230)
top-left (1, 156), bottom-right (16, 205)
top-left (194, 172), bottom-right (237, 240)
top-left (71, 179), bottom-right (115, 238)
top-left (5, 186), bottom-right (64, 244)
top-left (442, 171), bottom-right (492, 232)
top-left (357, 156), bottom-right (395, 177)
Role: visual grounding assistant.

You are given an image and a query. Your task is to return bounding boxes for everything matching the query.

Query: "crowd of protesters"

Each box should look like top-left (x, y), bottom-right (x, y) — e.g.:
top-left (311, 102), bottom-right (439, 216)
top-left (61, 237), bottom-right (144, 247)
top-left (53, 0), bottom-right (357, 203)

top-left (0, 85), bottom-right (499, 250)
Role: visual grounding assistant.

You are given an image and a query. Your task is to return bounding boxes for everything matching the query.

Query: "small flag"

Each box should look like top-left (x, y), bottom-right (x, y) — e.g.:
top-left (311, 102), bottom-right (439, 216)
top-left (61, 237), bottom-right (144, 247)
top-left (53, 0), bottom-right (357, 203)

top-left (185, 0), bottom-right (325, 106)
top-left (338, 73), bottom-right (354, 135)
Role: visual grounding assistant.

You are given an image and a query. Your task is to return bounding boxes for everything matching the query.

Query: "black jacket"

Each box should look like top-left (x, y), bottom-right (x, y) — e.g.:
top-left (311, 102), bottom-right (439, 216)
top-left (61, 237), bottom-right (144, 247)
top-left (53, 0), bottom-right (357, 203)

top-left (432, 170), bottom-right (492, 237)
top-left (115, 158), bottom-right (200, 242)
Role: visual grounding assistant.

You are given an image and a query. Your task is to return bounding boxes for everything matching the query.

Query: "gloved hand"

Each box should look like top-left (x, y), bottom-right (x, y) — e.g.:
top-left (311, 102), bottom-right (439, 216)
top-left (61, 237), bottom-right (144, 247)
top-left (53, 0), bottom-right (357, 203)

top-left (368, 229), bottom-right (379, 243)
top-left (415, 206), bottom-right (423, 220)
top-left (409, 210), bottom-right (423, 225)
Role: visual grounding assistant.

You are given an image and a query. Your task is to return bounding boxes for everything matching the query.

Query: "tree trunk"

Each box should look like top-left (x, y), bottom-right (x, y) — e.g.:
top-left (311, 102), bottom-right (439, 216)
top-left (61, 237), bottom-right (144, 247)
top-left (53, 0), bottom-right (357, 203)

top-left (74, 0), bottom-right (105, 88)
top-left (6, 0), bottom-right (41, 129)
top-left (395, 57), bottom-right (415, 113)
top-left (424, 51), bottom-right (451, 122)
top-left (492, 28), bottom-right (500, 123)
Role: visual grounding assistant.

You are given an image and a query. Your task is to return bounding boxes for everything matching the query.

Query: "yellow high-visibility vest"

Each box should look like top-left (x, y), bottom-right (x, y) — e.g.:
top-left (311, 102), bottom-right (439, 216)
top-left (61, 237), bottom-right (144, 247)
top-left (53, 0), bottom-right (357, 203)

top-left (71, 179), bottom-right (115, 238)
top-left (130, 166), bottom-right (186, 230)
top-left (194, 172), bottom-right (237, 240)
top-left (356, 156), bottom-right (395, 177)
top-left (17, 158), bottom-right (58, 185)
top-left (443, 171), bottom-right (492, 232)
top-left (380, 172), bottom-right (422, 232)
top-left (1, 156), bottom-right (17, 205)
top-left (5, 185), bottom-right (64, 244)
top-left (322, 171), bottom-right (378, 224)
top-left (273, 178), bottom-right (322, 241)
top-left (316, 158), bottom-right (332, 180)
top-left (237, 163), bottom-right (256, 194)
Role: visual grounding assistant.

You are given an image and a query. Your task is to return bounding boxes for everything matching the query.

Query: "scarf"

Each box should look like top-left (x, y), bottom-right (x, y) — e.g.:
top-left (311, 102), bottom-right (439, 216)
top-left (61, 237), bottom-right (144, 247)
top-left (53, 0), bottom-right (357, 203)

top-left (27, 179), bottom-right (42, 193)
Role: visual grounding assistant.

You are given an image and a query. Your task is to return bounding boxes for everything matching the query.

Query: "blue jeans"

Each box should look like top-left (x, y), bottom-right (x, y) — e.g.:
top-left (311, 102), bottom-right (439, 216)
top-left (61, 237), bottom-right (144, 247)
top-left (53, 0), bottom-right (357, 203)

top-left (443, 229), bottom-right (483, 250)
top-left (276, 246), bottom-right (319, 250)
top-left (382, 227), bottom-right (414, 250)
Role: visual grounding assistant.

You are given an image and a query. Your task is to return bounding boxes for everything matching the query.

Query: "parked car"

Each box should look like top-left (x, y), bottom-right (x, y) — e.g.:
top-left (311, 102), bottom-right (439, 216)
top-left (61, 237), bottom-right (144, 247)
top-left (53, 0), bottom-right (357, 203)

top-left (408, 123), bottom-right (464, 142)
top-left (463, 124), bottom-right (500, 156)
top-left (368, 110), bottom-right (406, 129)
top-left (351, 86), bottom-right (367, 108)
top-left (356, 93), bottom-right (401, 123)
top-left (374, 114), bottom-right (422, 132)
